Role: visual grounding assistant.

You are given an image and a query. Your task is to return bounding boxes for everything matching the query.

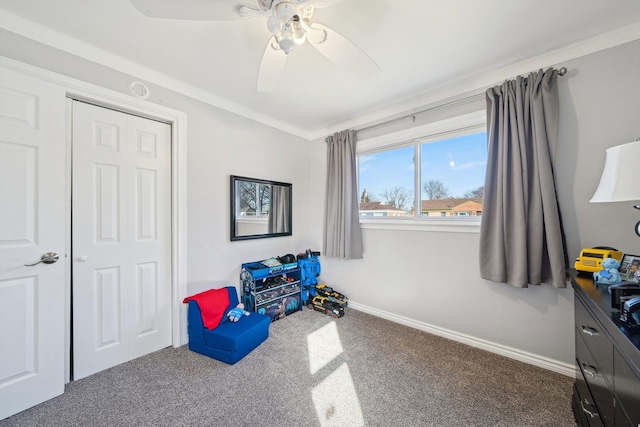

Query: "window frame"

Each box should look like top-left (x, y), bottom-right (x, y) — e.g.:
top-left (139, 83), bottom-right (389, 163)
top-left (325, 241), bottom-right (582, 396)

top-left (235, 181), bottom-right (271, 218)
top-left (356, 111), bottom-right (486, 233)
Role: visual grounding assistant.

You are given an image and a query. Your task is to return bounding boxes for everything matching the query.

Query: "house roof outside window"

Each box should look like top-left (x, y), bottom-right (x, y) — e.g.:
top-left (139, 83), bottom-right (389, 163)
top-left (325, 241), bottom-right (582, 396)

top-left (421, 198), bottom-right (483, 216)
top-left (359, 201), bottom-right (406, 217)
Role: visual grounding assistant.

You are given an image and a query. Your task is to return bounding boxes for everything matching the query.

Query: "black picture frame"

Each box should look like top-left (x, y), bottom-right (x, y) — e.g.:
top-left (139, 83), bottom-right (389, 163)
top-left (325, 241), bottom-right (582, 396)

top-left (619, 254), bottom-right (640, 283)
top-left (230, 175), bottom-right (292, 241)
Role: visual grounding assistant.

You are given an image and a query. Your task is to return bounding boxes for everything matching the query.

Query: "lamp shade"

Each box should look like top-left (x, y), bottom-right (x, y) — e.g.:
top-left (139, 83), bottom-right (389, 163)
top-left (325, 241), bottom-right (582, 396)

top-left (590, 141), bottom-right (640, 203)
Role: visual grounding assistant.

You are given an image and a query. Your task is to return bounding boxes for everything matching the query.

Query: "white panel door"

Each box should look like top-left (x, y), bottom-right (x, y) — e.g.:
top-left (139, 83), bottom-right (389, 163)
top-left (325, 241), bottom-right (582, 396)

top-left (0, 67), bottom-right (66, 419)
top-left (72, 101), bottom-right (171, 380)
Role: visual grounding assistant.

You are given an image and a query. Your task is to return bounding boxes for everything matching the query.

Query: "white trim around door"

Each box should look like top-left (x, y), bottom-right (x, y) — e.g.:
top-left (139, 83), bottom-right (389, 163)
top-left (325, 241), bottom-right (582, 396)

top-left (0, 56), bottom-right (189, 383)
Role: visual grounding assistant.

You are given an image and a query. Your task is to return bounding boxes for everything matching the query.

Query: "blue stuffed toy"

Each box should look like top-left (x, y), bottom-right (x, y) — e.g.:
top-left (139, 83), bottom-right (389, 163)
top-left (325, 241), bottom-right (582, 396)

top-left (227, 303), bottom-right (250, 322)
top-left (593, 258), bottom-right (622, 285)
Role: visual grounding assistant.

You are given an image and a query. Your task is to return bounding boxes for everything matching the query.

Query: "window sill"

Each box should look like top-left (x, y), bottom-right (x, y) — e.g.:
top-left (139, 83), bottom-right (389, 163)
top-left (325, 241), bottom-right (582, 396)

top-left (359, 217), bottom-right (481, 234)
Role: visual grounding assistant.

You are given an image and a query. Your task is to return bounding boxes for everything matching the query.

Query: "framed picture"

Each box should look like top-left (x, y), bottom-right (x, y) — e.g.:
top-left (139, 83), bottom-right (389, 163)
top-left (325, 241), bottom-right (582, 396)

top-left (619, 254), bottom-right (640, 283)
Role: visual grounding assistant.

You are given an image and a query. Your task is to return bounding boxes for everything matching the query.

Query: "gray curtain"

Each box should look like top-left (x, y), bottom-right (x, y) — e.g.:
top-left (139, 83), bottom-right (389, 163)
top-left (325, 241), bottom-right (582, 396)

top-left (268, 185), bottom-right (289, 233)
top-left (324, 130), bottom-right (363, 259)
top-left (479, 68), bottom-right (567, 288)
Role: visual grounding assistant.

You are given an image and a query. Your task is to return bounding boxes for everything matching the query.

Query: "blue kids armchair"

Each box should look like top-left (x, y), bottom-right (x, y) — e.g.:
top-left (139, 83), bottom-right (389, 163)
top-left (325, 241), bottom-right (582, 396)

top-left (185, 286), bottom-right (270, 364)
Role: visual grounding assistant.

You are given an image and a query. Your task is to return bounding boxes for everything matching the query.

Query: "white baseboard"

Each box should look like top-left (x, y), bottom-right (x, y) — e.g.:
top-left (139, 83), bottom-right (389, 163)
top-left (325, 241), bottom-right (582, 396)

top-left (347, 301), bottom-right (576, 378)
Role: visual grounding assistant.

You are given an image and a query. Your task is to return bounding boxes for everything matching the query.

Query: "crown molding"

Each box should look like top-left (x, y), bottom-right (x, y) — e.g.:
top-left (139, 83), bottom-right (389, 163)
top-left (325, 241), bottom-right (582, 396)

top-left (0, 10), bottom-right (312, 140)
top-left (1, 9), bottom-right (637, 141)
top-left (313, 23), bottom-right (640, 141)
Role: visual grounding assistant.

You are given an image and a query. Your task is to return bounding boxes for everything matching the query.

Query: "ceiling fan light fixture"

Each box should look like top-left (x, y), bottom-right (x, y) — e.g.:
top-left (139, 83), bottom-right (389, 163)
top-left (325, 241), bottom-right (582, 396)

top-left (275, 1), bottom-right (297, 23)
top-left (292, 21), bottom-right (306, 44)
top-left (293, 31), bottom-right (306, 45)
top-left (267, 15), bottom-right (280, 33)
top-left (278, 37), bottom-right (295, 54)
top-left (277, 20), bottom-right (297, 53)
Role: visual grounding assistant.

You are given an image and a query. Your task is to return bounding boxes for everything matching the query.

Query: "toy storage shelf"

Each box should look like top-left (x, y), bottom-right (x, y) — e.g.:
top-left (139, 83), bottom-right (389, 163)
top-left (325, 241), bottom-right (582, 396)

top-left (241, 261), bottom-right (302, 322)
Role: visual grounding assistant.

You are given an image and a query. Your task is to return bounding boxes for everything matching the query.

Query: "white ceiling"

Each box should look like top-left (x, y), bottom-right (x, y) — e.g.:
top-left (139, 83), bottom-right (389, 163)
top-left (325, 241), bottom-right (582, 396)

top-left (0, 0), bottom-right (639, 139)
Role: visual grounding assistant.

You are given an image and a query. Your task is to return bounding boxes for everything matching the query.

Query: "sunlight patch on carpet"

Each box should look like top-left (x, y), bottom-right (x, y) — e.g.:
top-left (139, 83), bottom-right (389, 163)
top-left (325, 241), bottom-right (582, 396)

top-left (306, 321), bottom-right (343, 375)
top-left (311, 362), bottom-right (364, 427)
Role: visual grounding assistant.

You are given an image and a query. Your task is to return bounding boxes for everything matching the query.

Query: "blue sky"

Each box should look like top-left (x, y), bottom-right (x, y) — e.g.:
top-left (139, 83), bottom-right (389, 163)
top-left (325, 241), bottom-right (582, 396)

top-left (358, 132), bottom-right (487, 202)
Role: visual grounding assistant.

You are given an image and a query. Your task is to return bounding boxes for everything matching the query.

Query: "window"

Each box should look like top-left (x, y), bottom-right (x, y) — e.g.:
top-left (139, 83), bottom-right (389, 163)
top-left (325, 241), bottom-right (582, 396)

top-left (237, 181), bottom-right (270, 217)
top-left (358, 145), bottom-right (413, 217)
top-left (420, 132), bottom-right (487, 218)
top-left (357, 127), bottom-right (487, 222)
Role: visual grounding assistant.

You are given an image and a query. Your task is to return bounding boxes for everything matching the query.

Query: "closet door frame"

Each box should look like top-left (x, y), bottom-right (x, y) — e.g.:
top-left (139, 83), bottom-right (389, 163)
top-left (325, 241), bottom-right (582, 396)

top-left (0, 57), bottom-right (189, 383)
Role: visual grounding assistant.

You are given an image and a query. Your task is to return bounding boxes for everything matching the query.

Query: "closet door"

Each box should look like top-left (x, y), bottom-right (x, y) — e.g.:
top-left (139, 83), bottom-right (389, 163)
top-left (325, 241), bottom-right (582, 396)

top-left (72, 101), bottom-right (171, 380)
top-left (0, 66), bottom-right (66, 419)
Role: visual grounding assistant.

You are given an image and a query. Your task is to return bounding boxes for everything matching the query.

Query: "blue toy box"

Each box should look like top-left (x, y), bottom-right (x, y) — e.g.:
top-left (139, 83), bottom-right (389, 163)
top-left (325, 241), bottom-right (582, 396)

top-left (243, 260), bottom-right (298, 280)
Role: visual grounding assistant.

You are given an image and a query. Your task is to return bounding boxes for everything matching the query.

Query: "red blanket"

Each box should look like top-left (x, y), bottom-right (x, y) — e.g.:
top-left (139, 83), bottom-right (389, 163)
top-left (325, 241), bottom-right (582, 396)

top-left (183, 288), bottom-right (230, 330)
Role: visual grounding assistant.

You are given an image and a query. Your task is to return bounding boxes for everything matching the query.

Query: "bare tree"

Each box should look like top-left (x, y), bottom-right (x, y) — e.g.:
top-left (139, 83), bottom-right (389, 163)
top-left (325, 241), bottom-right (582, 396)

top-left (360, 188), bottom-right (379, 203)
top-left (464, 186), bottom-right (484, 198)
top-left (422, 179), bottom-right (450, 200)
top-left (239, 182), bottom-right (270, 215)
top-left (380, 186), bottom-right (411, 210)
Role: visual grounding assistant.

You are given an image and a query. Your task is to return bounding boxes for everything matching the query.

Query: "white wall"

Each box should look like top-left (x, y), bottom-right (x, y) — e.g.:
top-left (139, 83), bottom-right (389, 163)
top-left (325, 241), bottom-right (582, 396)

top-left (0, 30), bottom-right (316, 295)
top-left (235, 218), bottom-right (269, 237)
top-left (307, 40), bottom-right (640, 372)
top-left (2, 28), bottom-right (638, 373)
top-left (182, 99), bottom-right (319, 292)
top-left (555, 41), bottom-right (640, 258)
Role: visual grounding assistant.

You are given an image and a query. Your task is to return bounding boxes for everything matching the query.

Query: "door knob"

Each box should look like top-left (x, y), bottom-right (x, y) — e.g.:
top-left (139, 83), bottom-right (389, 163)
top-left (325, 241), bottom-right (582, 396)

top-left (78, 255), bottom-right (88, 262)
top-left (24, 252), bottom-right (59, 266)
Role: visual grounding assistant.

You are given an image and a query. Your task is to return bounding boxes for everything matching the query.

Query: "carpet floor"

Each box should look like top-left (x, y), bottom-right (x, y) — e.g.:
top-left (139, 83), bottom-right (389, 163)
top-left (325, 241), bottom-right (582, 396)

top-left (1, 307), bottom-right (577, 426)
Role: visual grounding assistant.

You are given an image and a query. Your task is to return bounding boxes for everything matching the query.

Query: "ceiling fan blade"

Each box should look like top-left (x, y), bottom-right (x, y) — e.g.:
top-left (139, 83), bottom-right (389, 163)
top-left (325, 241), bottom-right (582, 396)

top-left (237, 5), bottom-right (269, 19)
top-left (129, 0), bottom-right (246, 21)
top-left (298, 0), bottom-right (343, 8)
top-left (257, 37), bottom-right (288, 92)
top-left (306, 22), bottom-right (379, 81)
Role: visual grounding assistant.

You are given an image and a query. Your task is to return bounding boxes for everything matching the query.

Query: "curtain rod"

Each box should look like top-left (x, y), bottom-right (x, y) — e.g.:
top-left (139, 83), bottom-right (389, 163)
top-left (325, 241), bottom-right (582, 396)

top-left (356, 67), bottom-right (567, 135)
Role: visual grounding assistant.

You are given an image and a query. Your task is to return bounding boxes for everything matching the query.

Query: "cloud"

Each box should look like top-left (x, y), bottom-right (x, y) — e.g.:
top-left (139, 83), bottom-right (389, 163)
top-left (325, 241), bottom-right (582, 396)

top-left (358, 154), bottom-right (376, 173)
top-left (451, 160), bottom-right (487, 170)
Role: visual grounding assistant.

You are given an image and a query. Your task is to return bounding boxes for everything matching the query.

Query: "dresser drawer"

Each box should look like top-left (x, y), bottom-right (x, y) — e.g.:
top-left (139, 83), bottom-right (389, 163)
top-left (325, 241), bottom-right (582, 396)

top-left (574, 379), bottom-right (604, 426)
top-left (614, 348), bottom-right (640, 425)
top-left (576, 296), bottom-right (614, 387)
top-left (576, 330), bottom-right (614, 425)
top-left (572, 274), bottom-right (640, 427)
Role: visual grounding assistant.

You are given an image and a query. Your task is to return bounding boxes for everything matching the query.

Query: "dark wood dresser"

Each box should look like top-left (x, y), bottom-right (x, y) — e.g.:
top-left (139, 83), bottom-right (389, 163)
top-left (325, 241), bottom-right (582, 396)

top-left (571, 271), bottom-right (640, 426)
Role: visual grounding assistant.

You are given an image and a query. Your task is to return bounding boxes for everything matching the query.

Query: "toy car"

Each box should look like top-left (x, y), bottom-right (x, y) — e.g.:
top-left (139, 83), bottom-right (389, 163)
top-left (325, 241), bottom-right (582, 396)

top-left (306, 295), bottom-right (344, 318)
top-left (315, 284), bottom-right (348, 306)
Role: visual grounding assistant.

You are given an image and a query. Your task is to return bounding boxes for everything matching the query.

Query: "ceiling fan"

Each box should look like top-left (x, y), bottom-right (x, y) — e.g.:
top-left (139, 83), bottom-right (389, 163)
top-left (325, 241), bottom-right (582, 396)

top-left (129, 0), bottom-right (379, 92)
